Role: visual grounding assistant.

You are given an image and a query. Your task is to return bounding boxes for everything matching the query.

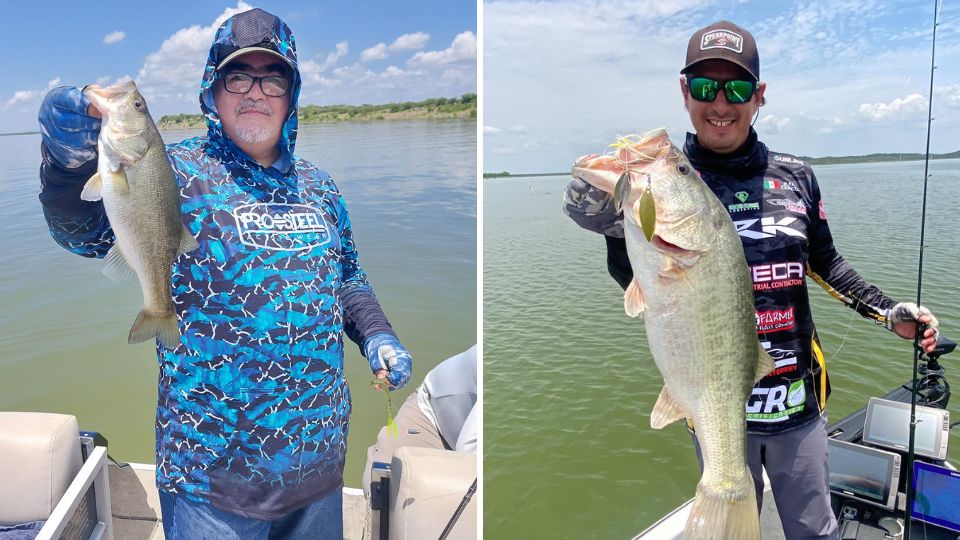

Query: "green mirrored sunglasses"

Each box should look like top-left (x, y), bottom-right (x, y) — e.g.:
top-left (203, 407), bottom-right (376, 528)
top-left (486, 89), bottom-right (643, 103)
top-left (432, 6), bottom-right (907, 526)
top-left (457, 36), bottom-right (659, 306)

top-left (686, 77), bottom-right (756, 104)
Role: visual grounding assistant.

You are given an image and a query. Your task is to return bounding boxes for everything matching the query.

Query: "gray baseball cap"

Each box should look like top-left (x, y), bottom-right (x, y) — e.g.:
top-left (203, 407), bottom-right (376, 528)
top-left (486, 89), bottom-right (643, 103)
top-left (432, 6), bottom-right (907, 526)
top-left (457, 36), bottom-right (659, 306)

top-left (213, 8), bottom-right (295, 71)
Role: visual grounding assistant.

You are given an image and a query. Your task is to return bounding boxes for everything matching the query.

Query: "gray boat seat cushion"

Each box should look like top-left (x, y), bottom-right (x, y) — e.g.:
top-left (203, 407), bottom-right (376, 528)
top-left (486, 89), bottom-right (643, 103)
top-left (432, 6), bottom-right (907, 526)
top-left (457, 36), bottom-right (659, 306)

top-left (389, 446), bottom-right (476, 540)
top-left (0, 412), bottom-right (82, 525)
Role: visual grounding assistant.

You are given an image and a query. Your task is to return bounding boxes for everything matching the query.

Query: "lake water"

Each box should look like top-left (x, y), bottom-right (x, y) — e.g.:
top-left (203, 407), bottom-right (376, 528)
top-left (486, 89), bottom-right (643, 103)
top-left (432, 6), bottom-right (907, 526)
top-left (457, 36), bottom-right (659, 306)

top-left (0, 119), bottom-right (476, 489)
top-left (483, 159), bottom-right (960, 538)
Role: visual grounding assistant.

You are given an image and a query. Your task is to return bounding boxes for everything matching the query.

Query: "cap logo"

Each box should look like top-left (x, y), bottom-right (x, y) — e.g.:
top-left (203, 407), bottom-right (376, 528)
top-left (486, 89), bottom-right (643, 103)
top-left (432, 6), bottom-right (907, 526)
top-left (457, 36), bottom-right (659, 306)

top-left (701, 30), bottom-right (743, 54)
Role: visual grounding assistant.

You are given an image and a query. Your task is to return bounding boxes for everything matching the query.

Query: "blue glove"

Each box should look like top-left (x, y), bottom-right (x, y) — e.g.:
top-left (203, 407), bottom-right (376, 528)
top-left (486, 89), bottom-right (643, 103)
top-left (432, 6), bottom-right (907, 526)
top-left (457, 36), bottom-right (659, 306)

top-left (38, 86), bottom-right (101, 169)
top-left (364, 333), bottom-right (412, 390)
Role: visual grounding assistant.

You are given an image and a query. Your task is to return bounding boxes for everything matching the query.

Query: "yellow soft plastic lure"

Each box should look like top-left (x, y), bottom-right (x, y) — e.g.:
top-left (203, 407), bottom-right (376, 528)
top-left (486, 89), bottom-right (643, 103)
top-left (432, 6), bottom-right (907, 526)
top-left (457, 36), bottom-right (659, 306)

top-left (371, 378), bottom-right (399, 436)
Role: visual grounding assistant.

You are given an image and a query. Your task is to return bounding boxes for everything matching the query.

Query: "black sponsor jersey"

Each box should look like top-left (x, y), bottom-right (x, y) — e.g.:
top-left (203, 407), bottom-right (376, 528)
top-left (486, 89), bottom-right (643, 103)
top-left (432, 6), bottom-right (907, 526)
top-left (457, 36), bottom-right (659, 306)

top-left (605, 129), bottom-right (897, 433)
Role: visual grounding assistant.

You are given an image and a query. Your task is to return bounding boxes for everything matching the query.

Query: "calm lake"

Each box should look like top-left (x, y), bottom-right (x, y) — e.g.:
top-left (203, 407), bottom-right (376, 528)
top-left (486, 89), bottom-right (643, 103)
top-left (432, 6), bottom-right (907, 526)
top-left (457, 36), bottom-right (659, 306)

top-left (484, 158), bottom-right (960, 538)
top-left (0, 119), bottom-right (476, 489)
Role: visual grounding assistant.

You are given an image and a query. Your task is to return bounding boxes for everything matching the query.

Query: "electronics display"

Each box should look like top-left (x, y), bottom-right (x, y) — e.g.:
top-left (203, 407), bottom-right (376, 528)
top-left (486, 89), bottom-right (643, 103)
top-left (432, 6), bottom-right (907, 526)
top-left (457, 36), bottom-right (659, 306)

top-left (861, 397), bottom-right (950, 460)
top-left (827, 438), bottom-right (901, 509)
top-left (911, 461), bottom-right (960, 533)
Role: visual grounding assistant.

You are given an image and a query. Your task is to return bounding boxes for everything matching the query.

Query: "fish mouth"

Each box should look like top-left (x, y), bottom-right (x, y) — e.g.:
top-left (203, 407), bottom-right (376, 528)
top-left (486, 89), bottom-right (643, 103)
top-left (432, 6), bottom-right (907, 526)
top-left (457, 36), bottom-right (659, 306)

top-left (651, 234), bottom-right (696, 257)
top-left (83, 81), bottom-right (136, 99)
top-left (82, 82), bottom-right (137, 115)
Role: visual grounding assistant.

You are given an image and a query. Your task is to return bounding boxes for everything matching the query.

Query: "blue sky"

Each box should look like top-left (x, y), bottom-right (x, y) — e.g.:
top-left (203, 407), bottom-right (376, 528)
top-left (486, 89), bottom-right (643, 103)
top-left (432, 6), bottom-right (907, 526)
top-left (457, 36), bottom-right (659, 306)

top-left (1, 1), bottom-right (476, 133)
top-left (484, 0), bottom-right (960, 172)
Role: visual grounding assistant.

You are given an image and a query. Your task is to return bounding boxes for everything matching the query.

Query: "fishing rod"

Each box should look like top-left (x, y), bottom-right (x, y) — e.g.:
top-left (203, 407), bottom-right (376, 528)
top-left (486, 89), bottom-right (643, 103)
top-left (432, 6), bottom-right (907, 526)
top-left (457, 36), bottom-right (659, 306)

top-left (904, 1), bottom-right (941, 538)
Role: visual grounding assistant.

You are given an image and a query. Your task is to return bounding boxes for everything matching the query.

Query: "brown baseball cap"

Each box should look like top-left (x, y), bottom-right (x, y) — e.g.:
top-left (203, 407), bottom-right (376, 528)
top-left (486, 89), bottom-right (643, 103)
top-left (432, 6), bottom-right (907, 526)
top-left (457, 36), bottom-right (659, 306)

top-left (680, 20), bottom-right (759, 81)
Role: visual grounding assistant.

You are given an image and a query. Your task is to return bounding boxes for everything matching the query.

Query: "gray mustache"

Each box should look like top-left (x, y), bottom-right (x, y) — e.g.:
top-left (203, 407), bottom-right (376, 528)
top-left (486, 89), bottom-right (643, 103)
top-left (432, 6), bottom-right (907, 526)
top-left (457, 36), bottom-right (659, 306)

top-left (237, 100), bottom-right (272, 115)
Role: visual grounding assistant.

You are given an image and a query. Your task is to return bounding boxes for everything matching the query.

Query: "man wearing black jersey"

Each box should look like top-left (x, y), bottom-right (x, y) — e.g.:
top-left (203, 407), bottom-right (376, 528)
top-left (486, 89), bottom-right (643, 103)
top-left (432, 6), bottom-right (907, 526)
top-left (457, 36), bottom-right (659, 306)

top-left (564, 20), bottom-right (939, 539)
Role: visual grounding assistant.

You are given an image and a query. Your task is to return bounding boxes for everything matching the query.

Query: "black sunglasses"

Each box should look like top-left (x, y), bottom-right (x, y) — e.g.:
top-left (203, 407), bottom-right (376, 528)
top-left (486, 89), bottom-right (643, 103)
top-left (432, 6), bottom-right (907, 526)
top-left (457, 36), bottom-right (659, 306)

top-left (686, 77), bottom-right (756, 104)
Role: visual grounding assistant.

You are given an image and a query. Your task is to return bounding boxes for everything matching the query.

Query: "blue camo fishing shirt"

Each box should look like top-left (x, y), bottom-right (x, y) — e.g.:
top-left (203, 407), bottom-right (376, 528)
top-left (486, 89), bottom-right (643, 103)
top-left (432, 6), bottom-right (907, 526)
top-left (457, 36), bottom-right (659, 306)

top-left (38, 13), bottom-right (395, 518)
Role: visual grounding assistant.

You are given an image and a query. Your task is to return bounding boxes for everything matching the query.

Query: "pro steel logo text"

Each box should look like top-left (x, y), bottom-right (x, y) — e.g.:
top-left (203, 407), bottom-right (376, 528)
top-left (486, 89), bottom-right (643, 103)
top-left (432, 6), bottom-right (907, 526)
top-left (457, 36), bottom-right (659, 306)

top-left (233, 203), bottom-right (332, 251)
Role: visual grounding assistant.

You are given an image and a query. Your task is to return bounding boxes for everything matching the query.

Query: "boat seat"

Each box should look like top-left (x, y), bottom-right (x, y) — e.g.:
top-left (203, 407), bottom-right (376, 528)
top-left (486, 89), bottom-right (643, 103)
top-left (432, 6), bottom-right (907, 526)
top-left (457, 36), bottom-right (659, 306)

top-left (0, 412), bottom-right (83, 529)
top-left (389, 446), bottom-right (476, 540)
top-left (0, 412), bottom-right (83, 525)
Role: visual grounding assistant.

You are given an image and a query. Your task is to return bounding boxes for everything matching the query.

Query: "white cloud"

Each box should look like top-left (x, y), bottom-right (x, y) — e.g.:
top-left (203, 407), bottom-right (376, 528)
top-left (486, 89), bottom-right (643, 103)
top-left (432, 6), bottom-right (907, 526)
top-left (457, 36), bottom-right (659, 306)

top-left (135, 2), bottom-right (253, 107)
top-left (361, 33), bottom-right (430, 64)
top-left (758, 114), bottom-right (792, 135)
top-left (103, 31), bottom-right (126, 45)
top-left (859, 94), bottom-right (927, 121)
top-left (389, 32), bottom-right (430, 51)
top-left (937, 84), bottom-right (960, 109)
top-left (301, 42), bottom-right (350, 84)
top-left (484, 125), bottom-right (502, 134)
top-left (324, 42), bottom-right (349, 69)
top-left (361, 43), bottom-right (389, 62)
top-left (2, 77), bottom-right (63, 112)
top-left (483, 0), bottom-right (960, 172)
top-left (4, 90), bottom-right (35, 108)
top-left (409, 31), bottom-right (476, 66)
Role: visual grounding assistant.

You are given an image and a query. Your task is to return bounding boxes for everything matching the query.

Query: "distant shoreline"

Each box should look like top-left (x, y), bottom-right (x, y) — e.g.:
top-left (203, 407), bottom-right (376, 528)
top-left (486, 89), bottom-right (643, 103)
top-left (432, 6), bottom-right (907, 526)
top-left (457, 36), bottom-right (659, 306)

top-left (483, 151), bottom-right (960, 178)
top-left (158, 94), bottom-right (476, 129)
top-left (1, 95), bottom-right (476, 136)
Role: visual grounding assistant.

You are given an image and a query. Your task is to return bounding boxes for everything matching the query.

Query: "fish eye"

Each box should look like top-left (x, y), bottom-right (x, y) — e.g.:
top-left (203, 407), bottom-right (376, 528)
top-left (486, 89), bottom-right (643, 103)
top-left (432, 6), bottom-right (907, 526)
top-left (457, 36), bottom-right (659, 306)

top-left (677, 164), bottom-right (690, 175)
top-left (134, 99), bottom-right (144, 110)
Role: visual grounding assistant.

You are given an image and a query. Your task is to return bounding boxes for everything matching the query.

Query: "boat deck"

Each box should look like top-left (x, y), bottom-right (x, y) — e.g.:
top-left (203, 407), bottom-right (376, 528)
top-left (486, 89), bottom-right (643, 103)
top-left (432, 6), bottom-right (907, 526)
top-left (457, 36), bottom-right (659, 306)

top-left (632, 473), bottom-right (786, 540)
top-left (107, 462), bottom-right (367, 539)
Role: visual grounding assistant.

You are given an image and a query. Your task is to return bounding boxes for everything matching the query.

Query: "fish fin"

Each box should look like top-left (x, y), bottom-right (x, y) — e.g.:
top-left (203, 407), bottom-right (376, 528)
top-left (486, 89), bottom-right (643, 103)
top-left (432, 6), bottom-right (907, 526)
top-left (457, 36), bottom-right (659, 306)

top-left (107, 167), bottom-right (130, 196)
top-left (178, 225), bottom-right (199, 255)
top-left (102, 245), bottom-right (137, 282)
top-left (650, 385), bottom-right (688, 429)
top-left (102, 130), bottom-right (149, 165)
top-left (128, 309), bottom-right (180, 349)
top-left (80, 173), bottom-right (103, 201)
top-left (684, 482), bottom-right (760, 540)
top-left (624, 279), bottom-right (645, 317)
top-left (755, 344), bottom-right (776, 383)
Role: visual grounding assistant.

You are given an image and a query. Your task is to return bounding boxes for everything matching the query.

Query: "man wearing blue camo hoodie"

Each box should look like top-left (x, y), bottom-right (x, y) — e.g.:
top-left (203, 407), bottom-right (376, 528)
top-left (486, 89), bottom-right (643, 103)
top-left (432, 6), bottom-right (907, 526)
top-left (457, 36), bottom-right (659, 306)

top-left (37, 8), bottom-right (412, 539)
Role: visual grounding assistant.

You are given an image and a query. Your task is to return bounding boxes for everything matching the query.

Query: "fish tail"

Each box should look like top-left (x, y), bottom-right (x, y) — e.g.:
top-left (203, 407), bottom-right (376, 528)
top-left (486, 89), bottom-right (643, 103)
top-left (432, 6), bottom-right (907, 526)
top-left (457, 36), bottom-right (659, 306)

top-left (128, 309), bottom-right (180, 349)
top-left (683, 482), bottom-right (759, 540)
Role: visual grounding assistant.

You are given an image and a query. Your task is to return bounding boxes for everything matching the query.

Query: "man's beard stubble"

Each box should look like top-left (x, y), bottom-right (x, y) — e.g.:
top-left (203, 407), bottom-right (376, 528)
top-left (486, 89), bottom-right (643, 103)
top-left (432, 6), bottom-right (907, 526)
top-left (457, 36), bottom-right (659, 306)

top-left (232, 99), bottom-right (280, 144)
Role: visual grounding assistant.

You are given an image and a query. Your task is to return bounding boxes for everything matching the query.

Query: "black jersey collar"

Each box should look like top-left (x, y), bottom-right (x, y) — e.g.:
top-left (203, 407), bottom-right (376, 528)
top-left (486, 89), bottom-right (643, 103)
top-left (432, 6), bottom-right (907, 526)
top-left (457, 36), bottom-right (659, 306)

top-left (684, 128), bottom-right (768, 178)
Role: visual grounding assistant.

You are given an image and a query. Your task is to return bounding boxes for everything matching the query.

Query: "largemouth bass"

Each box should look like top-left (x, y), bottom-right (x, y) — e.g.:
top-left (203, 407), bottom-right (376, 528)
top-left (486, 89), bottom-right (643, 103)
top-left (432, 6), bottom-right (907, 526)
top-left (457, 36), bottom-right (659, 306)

top-left (81, 81), bottom-right (197, 348)
top-left (572, 128), bottom-right (774, 540)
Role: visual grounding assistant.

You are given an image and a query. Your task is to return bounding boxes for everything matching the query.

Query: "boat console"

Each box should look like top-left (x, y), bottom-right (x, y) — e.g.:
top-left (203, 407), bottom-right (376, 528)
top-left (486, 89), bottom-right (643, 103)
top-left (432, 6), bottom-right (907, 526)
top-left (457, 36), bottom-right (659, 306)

top-left (826, 337), bottom-right (959, 539)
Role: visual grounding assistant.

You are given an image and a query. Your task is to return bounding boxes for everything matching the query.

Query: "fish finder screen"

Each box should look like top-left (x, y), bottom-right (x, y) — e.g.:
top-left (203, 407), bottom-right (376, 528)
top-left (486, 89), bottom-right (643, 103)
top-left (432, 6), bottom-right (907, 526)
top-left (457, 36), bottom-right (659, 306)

top-left (862, 398), bottom-right (947, 460)
top-left (912, 462), bottom-right (960, 533)
top-left (828, 440), bottom-right (896, 508)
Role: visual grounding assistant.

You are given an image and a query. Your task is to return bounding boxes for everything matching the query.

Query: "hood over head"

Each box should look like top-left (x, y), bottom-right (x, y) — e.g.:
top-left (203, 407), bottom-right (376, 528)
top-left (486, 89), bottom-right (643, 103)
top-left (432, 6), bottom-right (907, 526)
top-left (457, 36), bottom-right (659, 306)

top-left (200, 8), bottom-right (301, 170)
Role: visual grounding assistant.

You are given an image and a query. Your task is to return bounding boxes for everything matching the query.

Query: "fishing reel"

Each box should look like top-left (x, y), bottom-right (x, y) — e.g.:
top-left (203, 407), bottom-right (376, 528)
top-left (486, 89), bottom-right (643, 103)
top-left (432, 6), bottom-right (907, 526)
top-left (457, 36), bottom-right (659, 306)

top-left (915, 335), bottom-right (956, 409)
